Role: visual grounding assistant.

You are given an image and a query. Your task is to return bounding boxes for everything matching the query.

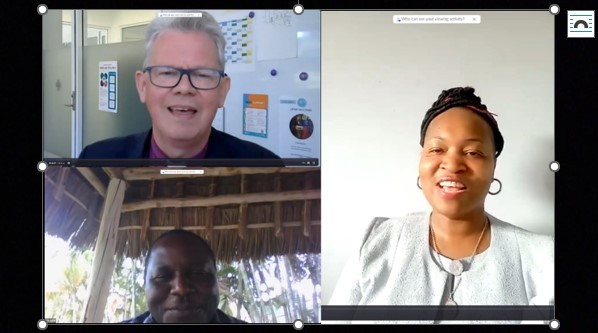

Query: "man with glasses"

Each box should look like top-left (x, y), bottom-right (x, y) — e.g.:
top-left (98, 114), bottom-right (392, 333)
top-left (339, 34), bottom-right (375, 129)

top-left (79, 12), bottom-right (281, 161)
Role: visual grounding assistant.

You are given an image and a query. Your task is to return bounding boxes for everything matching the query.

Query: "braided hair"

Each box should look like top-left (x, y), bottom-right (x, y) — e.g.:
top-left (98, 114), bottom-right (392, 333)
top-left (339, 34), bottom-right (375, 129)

top-left (419, 87), bottom-right (504, 158)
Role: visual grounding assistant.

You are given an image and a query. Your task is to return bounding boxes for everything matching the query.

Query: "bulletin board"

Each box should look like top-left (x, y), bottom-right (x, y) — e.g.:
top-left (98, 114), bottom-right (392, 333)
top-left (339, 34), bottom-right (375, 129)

top-left (211, 10), bottom-right (321, 162)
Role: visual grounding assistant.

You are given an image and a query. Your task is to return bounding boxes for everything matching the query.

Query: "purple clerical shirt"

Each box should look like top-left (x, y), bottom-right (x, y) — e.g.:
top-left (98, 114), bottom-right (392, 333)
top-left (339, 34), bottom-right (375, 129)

top-left (148, 136), bottom-right (208, 158)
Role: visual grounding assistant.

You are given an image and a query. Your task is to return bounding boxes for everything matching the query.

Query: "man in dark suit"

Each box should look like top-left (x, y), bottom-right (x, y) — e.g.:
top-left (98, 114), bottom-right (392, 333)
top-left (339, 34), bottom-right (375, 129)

top-left (79, 12), bottom-right (279, 160)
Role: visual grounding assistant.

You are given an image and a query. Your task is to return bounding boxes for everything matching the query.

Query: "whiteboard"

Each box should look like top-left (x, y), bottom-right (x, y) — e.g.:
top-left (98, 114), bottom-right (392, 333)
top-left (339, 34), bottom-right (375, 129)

top-left (210, 10), bottom-right (321, 162)
top-left (43, 9), bottom-right (321, 161)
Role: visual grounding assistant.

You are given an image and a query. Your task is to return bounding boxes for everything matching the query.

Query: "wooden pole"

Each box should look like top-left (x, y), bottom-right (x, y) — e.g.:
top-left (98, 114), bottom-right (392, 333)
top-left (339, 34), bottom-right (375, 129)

top-left (83, 178), bottom-right (126, 323)
top-left (238, 174), bottom-right (247, 239)
top-left (303, 173), bottom-right (313, 237)
top-left (78, 167), bottom-right (107, 198)
top-left (142, 179), bottom-right (155, 250)
top-left (274, 173), bottom-right (283, 238)
top-left (238, 203), bottom-right (248, 239)
top-left (205, 178), bottom-right (216, 241)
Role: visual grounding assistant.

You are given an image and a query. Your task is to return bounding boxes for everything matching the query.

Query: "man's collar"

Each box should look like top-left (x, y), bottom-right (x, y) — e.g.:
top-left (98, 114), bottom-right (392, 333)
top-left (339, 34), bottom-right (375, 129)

top-left (143, 313), bottom-right (156, 323)
top-left (143, 311), bottom-right (225, 324)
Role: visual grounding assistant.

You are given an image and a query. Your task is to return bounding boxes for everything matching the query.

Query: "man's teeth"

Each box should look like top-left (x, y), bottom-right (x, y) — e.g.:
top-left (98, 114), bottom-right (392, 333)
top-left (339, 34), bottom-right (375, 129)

top-left (439, 181), bottom-right (465, 188)
top-left (170, 107), bottom-right (195, 112)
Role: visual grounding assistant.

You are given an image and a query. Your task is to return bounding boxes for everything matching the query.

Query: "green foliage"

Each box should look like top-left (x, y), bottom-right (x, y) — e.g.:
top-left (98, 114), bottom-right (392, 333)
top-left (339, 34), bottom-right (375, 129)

top-left (216, 254), bottom-right (321, 323)
top-left (45, 235), bottom-right (321, 324)
top-left (103, 253), bottom-right (320, 323)
top-left (104, 257), bottom-right (147, 322)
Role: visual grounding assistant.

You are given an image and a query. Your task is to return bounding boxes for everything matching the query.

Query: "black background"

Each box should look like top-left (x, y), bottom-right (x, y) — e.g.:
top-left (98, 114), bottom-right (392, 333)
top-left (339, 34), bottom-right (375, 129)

top-left (3, 0), bottom-right (596, 332)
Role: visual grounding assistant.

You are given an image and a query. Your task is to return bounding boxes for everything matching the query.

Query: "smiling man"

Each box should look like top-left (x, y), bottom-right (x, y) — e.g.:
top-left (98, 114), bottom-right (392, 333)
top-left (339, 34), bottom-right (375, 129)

top-left (123, 229), bottom-right (246, 324)
top-left (78, 12), bottom-right (280, 160)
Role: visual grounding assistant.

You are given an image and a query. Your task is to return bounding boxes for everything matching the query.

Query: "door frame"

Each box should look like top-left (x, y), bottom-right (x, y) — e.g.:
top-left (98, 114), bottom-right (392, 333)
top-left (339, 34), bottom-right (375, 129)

top-left (71, 10), bottom-right (84, 158)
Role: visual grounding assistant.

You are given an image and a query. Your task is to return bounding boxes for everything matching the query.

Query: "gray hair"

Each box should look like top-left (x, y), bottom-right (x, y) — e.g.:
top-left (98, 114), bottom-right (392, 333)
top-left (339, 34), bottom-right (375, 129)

top-left (143, 11), bottom-right (226, 71)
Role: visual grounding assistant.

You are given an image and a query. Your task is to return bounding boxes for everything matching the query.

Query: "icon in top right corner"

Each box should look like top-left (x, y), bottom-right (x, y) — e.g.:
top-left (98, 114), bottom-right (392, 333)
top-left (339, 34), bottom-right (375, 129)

top-left (568, 10), bottom-right (594, 38)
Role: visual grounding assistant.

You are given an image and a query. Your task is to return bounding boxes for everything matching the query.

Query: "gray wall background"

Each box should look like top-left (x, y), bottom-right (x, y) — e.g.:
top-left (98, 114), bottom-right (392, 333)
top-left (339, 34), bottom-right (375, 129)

top-left (320, 11), bottom-right (555, 305)
top-left (82, 40), bottom-right (150, 149)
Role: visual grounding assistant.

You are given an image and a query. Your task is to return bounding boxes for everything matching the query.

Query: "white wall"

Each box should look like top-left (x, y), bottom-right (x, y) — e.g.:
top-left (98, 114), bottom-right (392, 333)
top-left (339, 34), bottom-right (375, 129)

top-left (85, 10), bottom-right (115, 28)
top-left (320, 11), bottom-right (554, 305)
top-left (64, 10), bottom-right (157, 44)
top-left (109, 10), bottom-right (156, 43)
top-left (49, 9), bottom-right (320, 159)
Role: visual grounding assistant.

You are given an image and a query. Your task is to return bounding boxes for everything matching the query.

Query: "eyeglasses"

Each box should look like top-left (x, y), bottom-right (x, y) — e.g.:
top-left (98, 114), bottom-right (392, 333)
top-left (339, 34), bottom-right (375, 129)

top-left (144, 66), bottom-right (225, 90)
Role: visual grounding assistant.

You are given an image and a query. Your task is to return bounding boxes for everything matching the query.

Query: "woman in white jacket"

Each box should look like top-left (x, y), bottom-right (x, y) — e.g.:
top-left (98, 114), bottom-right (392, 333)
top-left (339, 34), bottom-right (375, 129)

top-left (328, 87), bottom-right (554, 324)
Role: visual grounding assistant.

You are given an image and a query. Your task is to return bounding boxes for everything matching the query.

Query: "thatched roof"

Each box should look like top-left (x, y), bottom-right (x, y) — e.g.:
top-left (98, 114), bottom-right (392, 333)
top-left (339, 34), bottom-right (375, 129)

top-left (44, 167), bottom-right (321, 263)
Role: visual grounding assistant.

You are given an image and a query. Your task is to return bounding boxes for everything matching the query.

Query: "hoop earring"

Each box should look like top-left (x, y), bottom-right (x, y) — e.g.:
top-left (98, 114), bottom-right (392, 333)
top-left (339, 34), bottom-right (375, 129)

top-left (488, 178), bottom-right (502, 195)
top-left (417, 176), bottom-right (422, 190)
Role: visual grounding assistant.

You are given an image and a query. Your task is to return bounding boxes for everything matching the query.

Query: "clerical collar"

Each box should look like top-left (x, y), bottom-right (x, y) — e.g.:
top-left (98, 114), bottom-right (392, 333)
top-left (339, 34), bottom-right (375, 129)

top-left (149, 136), bottom-right (208, 159)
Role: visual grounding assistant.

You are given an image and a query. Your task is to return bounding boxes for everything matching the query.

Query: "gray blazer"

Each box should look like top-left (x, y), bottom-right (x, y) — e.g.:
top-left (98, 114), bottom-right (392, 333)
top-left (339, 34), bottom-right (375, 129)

top-left (328, 211), bottom-right (554, 324)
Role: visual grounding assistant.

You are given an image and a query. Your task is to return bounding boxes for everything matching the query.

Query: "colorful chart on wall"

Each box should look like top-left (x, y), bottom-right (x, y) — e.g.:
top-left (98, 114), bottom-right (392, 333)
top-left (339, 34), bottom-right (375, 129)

top-left (220, 16), bottom-right (254, 72)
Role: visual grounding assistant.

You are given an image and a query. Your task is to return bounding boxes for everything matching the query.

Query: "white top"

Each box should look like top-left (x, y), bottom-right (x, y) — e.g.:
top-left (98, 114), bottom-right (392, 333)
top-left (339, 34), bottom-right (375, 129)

top-left (327, 211), bottom-right (554, 324)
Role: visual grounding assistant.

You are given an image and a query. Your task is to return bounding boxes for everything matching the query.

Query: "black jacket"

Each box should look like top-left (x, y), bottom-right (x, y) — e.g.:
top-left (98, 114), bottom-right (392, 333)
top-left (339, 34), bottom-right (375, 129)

top-left (79, 127), bottom-right (281, 160)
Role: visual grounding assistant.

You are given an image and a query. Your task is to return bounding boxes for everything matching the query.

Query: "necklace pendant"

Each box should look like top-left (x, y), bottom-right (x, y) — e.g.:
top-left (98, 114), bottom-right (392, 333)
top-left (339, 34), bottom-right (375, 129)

top-left (445, 299), bottom-right (457, 306)
top-left (448, 260), bottom-right (463, 276)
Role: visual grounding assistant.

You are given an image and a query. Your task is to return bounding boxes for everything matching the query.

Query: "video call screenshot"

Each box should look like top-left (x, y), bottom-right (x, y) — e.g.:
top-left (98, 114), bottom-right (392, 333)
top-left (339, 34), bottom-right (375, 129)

top-left (31, 2), bottom-right (595, 331)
